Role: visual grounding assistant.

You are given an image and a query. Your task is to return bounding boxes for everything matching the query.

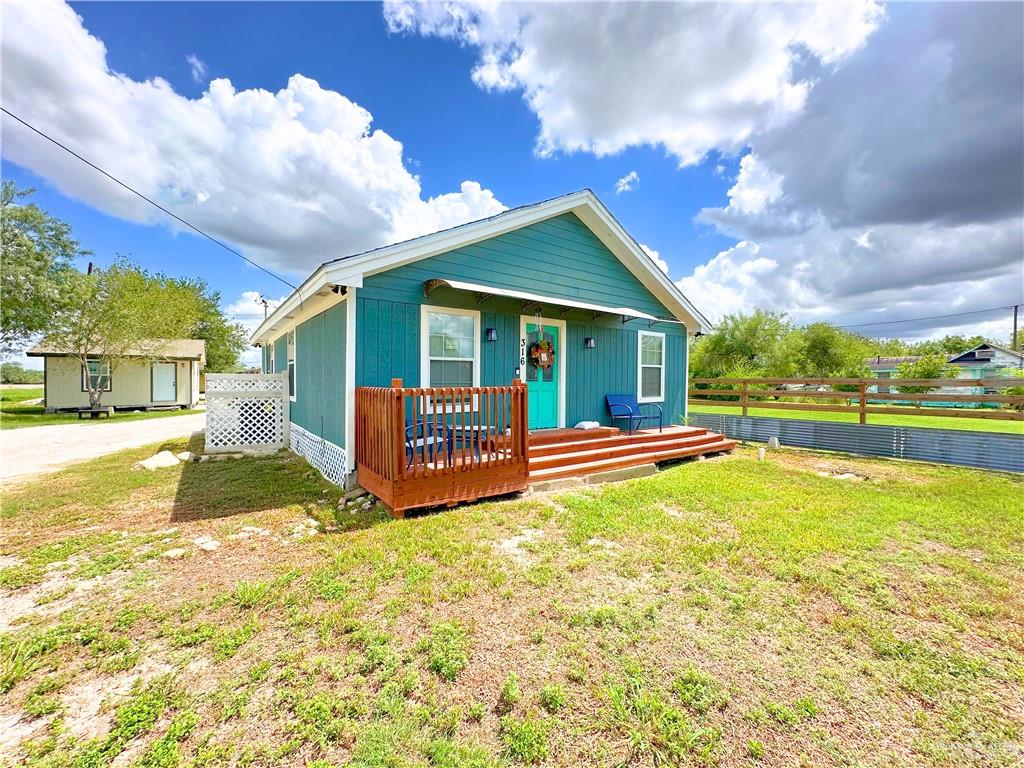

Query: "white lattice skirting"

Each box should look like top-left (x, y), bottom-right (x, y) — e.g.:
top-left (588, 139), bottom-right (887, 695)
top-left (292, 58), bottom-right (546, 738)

top-left (290, 422), bottom-right (347, 486)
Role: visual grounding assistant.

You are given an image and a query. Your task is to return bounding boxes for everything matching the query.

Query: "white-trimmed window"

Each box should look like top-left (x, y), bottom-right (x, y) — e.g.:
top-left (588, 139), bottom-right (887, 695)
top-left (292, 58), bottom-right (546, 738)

top-left (81, 359), bottom-right (112, 392)
top-left (287, 330), bottom-right (296, 401)
top-left (637, 331), bottom-right (665, 403)
top-left (421, 306), bottom-right (480, 388)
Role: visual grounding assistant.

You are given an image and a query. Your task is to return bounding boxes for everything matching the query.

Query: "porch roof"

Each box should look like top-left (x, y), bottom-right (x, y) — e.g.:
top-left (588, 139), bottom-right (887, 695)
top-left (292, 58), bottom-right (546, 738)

top-left (422, 277), bottom-right (681, 325)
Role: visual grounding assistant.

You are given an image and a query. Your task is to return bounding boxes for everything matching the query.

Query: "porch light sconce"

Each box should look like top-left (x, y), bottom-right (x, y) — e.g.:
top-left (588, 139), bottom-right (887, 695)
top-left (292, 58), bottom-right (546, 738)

top-left (485, 327), bottom-right (498, 342)
top-left (584, 337), bottom-right (596, 349)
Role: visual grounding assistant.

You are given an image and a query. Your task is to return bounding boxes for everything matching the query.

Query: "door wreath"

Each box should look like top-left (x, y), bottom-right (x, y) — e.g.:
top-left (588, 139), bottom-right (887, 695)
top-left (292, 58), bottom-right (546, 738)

top-left (529, 339), bottom-right (555, 369)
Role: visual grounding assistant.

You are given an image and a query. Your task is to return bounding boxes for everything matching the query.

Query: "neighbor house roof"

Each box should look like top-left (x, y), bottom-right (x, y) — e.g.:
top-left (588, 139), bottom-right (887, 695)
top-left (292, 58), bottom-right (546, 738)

top-left (252, 189), bottom-right (712, 343)
top-left (947, 342), bottom-right (1024, 364)
top-left (866, 355), bottom-right (921, 371)
top-left (27, 339), bottom-right (206, 365)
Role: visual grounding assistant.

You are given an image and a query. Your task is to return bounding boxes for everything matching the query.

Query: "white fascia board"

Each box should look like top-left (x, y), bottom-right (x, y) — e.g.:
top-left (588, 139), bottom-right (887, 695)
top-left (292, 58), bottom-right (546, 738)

top-left (571, 195), bottom-right (712, 332)
top-left (251, 267), bottom-right (361, 344)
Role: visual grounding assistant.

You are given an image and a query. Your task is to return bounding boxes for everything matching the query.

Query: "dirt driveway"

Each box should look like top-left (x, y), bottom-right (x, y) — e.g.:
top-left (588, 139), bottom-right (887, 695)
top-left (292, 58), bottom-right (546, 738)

top-left (0, 412), bottom-right (206, 484)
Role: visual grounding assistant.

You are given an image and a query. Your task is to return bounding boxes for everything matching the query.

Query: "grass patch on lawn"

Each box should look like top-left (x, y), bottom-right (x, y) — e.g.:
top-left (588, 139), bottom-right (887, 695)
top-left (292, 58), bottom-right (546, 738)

top-left (690, 404), bottom-right (1024, 434)
top-left (0, 439), bottom-right (1021, 767)
top-left (0, 385), bottom-right (202, 429)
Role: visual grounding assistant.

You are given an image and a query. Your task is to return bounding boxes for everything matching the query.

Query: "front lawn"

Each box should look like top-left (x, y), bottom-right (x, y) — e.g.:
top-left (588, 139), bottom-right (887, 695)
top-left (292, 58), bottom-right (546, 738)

top-left (1, 440), bottom-right (1021, 767)
top-left (691, 403), bottom-right (1024, 434)
top-left (0, 385), bottom-right (202, 429)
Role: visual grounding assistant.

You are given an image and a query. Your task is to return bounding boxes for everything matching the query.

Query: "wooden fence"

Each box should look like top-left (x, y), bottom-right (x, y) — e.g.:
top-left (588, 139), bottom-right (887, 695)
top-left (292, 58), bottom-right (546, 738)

top-left (688, 377), bottom-right (1024, 424)
top-left (355, 378), bottom-right (529, 515)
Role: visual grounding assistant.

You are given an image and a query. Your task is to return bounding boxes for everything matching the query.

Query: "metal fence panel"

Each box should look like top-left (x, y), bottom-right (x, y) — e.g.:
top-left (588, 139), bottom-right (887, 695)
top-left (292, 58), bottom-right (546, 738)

top-left (688, 413), bottom-right (1023, 473)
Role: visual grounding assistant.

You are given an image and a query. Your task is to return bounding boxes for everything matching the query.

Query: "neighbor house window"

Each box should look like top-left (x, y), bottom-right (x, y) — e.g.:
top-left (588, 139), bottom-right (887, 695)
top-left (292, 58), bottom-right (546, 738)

top-left (637, 331), bottom-right (665, 403)
top-left (287, 330), bottom-right (296, 401)
top-left (81, 359), bottom-right (112, 392)
top-left (422, 306), bottom-right (479, 388)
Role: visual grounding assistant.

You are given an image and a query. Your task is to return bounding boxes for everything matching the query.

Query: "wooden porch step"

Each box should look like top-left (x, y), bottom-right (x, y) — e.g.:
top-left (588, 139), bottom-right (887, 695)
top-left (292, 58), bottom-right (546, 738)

top-left (528, 431), bottom-right (722, 471)
top-left (528, 437), bottom-right (737, 482)
top-left (528, 426), bottom-right (620, 447)
top-left (528, 426), bottom-right (710, 458)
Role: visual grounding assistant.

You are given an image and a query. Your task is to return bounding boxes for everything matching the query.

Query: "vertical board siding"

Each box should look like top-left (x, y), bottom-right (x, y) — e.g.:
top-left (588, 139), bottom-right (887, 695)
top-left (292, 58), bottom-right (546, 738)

top-left (268, 302), bottom-right (346, 447)
top-left (356, 212), bottom-right (688, 424)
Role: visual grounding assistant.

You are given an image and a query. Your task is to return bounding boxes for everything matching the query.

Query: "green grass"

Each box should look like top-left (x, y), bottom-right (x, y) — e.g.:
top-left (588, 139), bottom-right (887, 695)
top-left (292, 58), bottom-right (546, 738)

top-left (690, 403), bottom-right (1024, 433)
top-left (0, 385), bottom-right (202, 429)
top-left (0, 438), bottom-right (1020, 767)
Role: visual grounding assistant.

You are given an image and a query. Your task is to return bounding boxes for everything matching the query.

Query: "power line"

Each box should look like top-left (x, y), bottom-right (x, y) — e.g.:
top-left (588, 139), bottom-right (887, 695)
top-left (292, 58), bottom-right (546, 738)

top-left (838, 305), bottom-right (1016, 329)
top-left (1, 107), bottom-right (297, 291)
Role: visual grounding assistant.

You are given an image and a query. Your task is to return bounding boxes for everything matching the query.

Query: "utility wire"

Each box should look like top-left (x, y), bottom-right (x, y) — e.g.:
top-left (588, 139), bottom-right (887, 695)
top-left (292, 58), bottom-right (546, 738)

top-left (1, 107), bottom-right (298, 291)
top-left (837, 305), bottom-right (1016, 329)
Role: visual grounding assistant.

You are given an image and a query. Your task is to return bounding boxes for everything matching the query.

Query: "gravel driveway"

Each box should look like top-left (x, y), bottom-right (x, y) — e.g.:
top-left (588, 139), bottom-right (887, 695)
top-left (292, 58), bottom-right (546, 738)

top-left (0, 412), bottom-right (206, 485)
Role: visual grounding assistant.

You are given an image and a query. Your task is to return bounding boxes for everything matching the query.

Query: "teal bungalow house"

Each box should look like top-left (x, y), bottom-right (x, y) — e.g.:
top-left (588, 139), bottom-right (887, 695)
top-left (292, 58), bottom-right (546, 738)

top-left (252, 190), bottom-right (731, 513)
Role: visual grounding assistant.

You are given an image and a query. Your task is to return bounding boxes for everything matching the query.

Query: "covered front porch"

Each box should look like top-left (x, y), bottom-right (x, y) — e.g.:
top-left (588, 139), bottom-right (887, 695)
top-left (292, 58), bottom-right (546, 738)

top-left (354, 379), bottom-right (735, 515)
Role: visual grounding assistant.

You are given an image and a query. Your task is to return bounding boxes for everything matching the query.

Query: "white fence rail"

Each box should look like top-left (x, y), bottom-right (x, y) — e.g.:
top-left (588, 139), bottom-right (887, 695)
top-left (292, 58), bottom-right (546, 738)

top-left (205, 373), bottom-right (289, 454)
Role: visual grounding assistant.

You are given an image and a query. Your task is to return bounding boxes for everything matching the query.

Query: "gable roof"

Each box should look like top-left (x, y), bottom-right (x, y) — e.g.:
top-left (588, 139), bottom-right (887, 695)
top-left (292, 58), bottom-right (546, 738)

top-left (252, 190), bottom-right (711, 343)
top-left (27, 339), bottom-right (206, 364)
top-left (947, 342), bottom-right (1024, 364)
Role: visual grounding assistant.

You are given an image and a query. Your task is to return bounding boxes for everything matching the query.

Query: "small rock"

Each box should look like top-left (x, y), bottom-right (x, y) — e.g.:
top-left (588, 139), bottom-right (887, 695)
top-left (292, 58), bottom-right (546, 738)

top-left (133, 451), bottom-right (180, 470)
top-left (161, 548), bottom-right (187, 559)
top-left (193, 536), bottom-right (220, 551)
top-left (175, 451), bottom-right (194, 462)
top-left (767, 436), bottom-right (781, 449)
top-left (197, 455), bottom-right (211, 462)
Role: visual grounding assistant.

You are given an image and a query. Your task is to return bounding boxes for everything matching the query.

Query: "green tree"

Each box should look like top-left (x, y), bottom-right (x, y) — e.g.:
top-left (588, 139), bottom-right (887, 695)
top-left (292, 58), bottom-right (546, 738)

top-left (0, 362), bottom-right (44, 384)
top-left (894, 354), bottom-right (960, 394)
top-left (910, 335), bottom-right (989, 356)
top-left (689, 310), bottom-right (793, 377)
top-left (0, 182), bottom-right (89, 356)
top-left (42, 262), bottom-right (203, 408)
top-left (796, 323), bottom-right (873, 378)
top-left (997, 368), bottom-right (1024, 412)
top-left (174, 278), bottom-right (247, 372)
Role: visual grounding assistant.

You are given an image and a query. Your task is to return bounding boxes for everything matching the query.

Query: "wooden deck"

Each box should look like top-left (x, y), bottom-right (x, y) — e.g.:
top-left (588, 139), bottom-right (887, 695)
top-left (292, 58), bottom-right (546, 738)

top-left (526, 424), bottom-right (735, 481)
top-left (355, 380), bottom-right (734, 516)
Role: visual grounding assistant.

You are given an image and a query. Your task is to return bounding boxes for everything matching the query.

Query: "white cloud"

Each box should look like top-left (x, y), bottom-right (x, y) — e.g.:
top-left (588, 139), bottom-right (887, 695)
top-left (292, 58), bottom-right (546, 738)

top-left (386, 0), bottom-right (883, 166)
top-left (615, 170), bottom-right (638, 195)
top-left (1, 0), bottom-right (506, 276)
top-left (639, 243), bottom-right (669, 276)
top-left (722, 155), bottom-right (783, 215)
top-left (224, 291), bottom-right (286, 367)
top-left (185, 53), bottom-right (207, 83)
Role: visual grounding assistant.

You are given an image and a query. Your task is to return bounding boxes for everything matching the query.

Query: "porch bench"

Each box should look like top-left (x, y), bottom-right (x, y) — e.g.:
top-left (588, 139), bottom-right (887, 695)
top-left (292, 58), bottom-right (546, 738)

top-left (77, 406), bottom-right (114, 419)
top-left (606, 394), bottom-right (662, 435)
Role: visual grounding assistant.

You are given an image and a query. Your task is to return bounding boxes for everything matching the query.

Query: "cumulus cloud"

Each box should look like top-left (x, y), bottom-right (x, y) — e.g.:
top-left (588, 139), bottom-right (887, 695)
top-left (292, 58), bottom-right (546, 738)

top-left (1, 0), bottom-right (506, 275)
top-left (385, 0), bottom-right (883, 166)
top-left (683, 3), bottom-right (1024, 337)
top-left (185, 53), bottom-right (207, 83)
top-left (224, 291), bottom-right (286, 366)
top-left (615, 171), bottom-right (638, 195)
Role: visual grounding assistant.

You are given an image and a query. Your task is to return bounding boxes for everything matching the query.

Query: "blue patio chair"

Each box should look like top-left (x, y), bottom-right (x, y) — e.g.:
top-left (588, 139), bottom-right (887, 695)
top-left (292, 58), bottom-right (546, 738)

top-left (405, 420), bottom-right (452, 469)
top-left (606, 394), bottom-right (663, 435)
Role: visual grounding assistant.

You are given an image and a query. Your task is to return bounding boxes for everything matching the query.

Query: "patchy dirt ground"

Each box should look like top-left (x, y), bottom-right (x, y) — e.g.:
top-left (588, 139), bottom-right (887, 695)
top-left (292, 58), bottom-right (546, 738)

top-left (1, 440), bottom-right (1022, 767)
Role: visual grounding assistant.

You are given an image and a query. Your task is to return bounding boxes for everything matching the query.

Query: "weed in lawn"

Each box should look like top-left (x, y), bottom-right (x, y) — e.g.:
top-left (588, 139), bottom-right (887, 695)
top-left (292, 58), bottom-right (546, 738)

top-left (500, 714), bottom-right (548, 764)
top-left (499, 673), bottom-right (521, 712)
top-left (672, 664), bottom-right (730, 714)
top-left (606, 664), bottom-right (721, 766)
top-left (212, 619), bottom-right (260, 659)
top-left (232, 580), bottom-right (271, 609)
top-left (538, 684), bottom-right (566, 713)
top-left (425, 621), bottom-right (470, 681)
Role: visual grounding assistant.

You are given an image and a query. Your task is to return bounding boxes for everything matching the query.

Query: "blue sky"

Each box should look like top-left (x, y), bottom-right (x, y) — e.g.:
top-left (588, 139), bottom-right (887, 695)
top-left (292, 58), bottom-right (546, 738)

top-left (3, 1), bottom-right (1022, 364)
top-left (3, 1), bottom-right (735, 330)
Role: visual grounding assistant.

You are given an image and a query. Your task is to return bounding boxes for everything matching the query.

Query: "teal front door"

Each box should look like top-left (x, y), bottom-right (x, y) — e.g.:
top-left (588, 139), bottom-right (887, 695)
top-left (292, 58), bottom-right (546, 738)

top-left (525, 322), bottom-right (559, 428)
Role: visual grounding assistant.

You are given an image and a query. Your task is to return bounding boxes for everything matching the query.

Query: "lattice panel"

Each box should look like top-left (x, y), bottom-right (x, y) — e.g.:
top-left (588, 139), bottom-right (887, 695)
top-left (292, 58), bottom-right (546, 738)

top-left (205, 373), bottom-right (288, 453)
top-left (206, 373), bottom-right (286, 394)
top-left (289, 422), bottom-right (347, 486)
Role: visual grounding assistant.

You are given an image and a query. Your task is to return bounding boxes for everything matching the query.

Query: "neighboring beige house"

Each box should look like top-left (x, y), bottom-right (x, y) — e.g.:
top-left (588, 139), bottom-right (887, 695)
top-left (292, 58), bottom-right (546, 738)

top-left (27, 339), bottom-right (205, 412)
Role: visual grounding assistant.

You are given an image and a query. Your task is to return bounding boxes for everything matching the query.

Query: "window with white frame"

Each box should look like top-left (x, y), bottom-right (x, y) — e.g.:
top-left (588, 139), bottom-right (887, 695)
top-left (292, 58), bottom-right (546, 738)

top-left (422, 306), bottom-right (479, 388)
top-left (287, 330), bottom-right (296, 401)
top-left (637, 331), bottom-right (665, 402)
top-left (81, 359), bottom-right (112, 392)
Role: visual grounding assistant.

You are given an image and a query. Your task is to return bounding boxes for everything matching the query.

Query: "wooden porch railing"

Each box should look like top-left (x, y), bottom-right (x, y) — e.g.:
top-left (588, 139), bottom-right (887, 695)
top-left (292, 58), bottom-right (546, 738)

top-left (355, 378), bottom-right (529, 516)
top-left (689, 377), bottom-right (1024, 424)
